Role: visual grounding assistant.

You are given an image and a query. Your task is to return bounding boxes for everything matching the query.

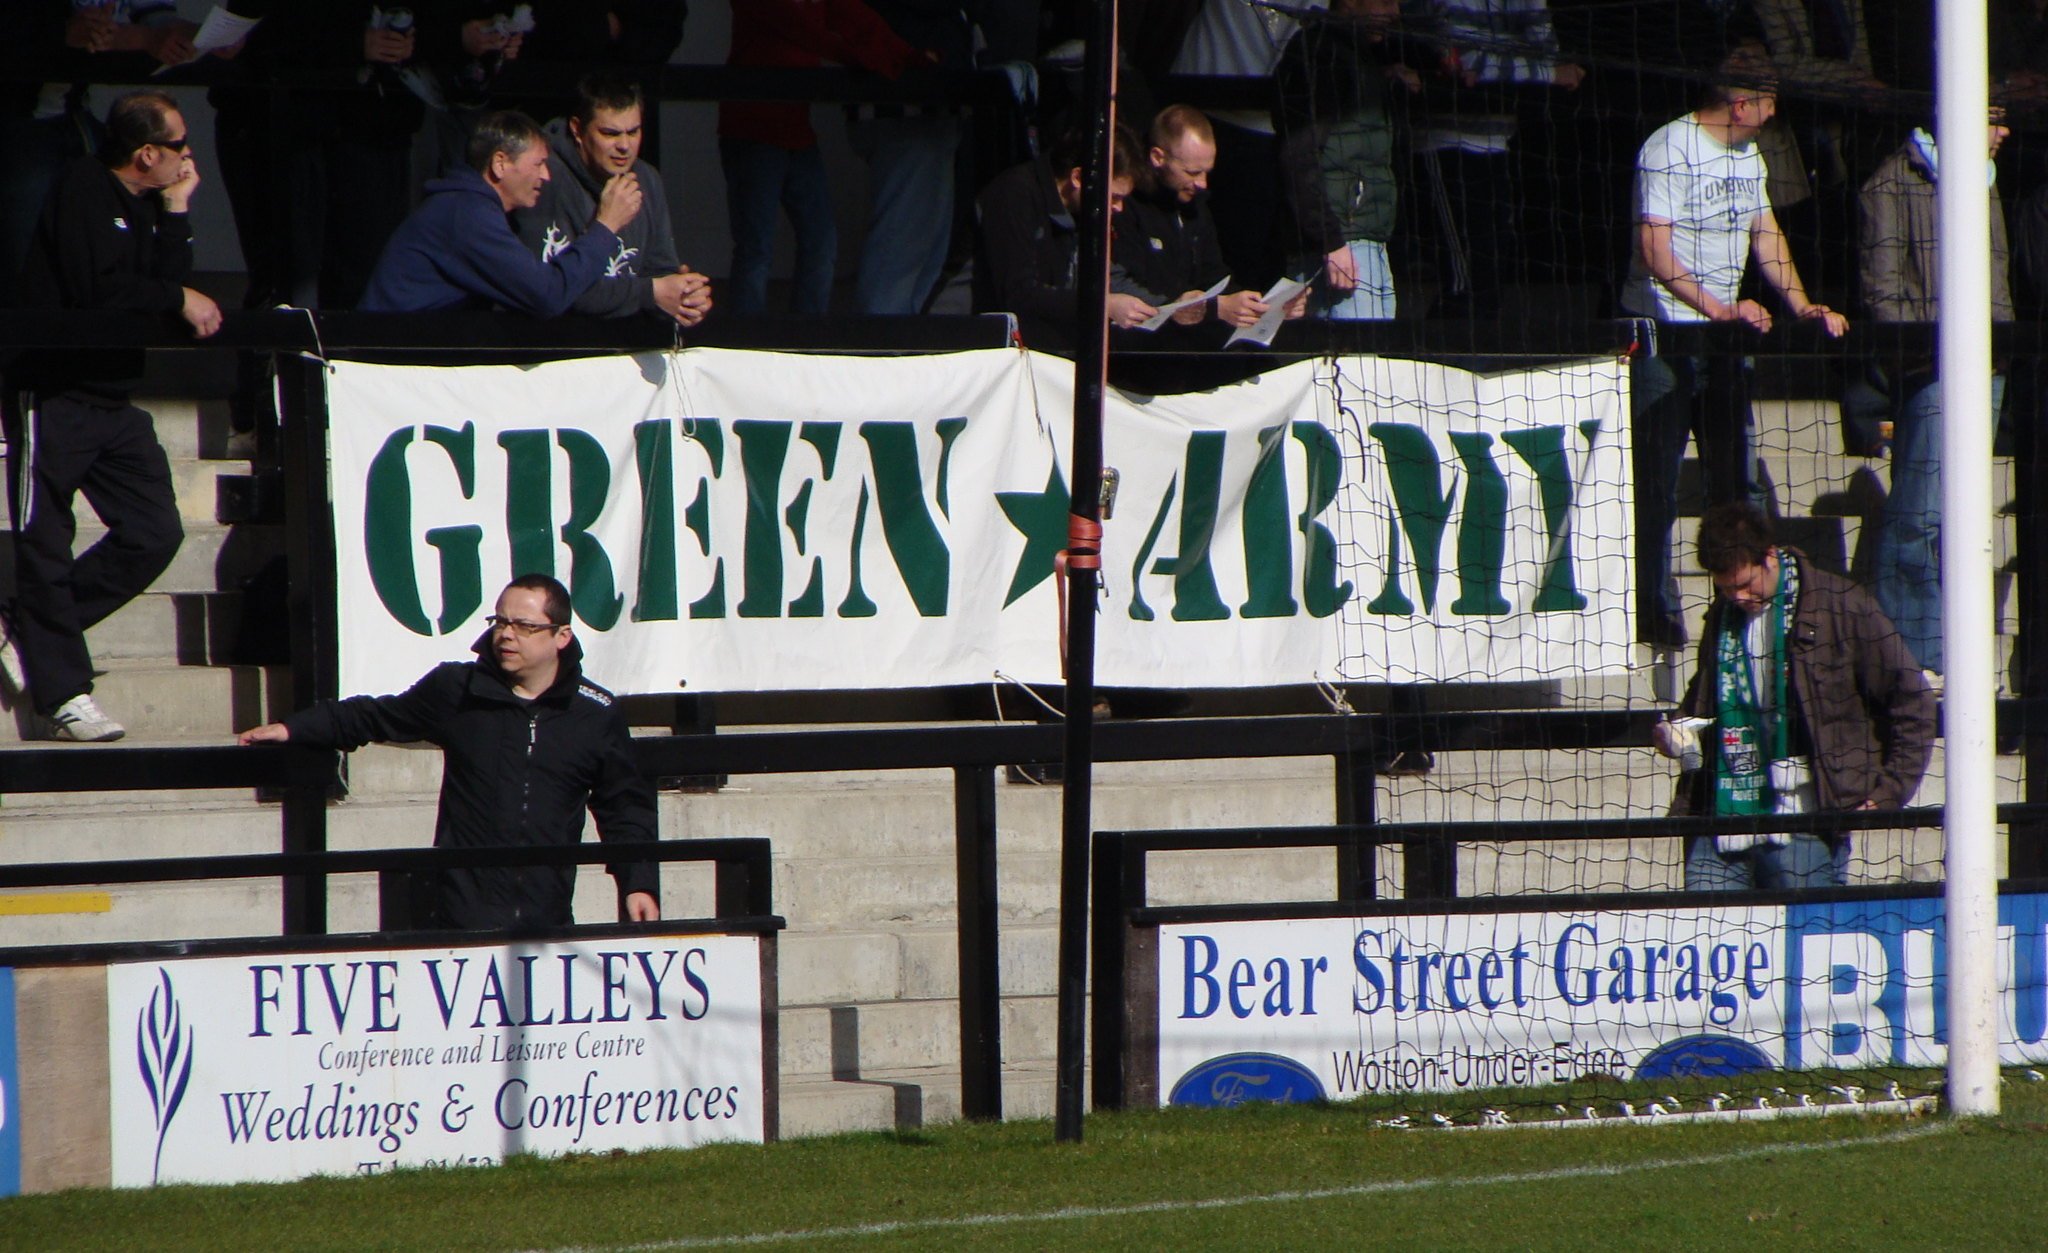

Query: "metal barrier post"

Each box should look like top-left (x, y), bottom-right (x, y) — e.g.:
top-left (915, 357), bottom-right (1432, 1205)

top-left (1334, 715), bottom-right (1378, 900)
top-left (953, 765), bottom-right (1002, 1120)
top-left (1088, 831), bottom-right (1142, 1111)
top-left (277, 353), bottom-right (338, 933)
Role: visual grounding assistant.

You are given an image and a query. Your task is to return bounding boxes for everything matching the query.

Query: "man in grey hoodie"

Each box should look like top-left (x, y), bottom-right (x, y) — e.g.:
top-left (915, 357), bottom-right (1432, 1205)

top-left (512, 73), bottom-right (711, 325)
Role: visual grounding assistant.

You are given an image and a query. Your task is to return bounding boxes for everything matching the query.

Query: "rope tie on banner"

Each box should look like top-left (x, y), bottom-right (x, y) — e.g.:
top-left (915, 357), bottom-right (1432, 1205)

top-left (1053, 513), bottom-right (1104, 679)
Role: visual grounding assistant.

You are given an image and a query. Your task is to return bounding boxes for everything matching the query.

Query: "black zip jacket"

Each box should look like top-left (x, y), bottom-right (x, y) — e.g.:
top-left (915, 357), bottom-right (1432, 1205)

top-left (1113, 185), bottom-right (1228, 308)
top-left (14, 155), bottom-right (193, 400)
top-left (283, 636), bottom-right (659, 930)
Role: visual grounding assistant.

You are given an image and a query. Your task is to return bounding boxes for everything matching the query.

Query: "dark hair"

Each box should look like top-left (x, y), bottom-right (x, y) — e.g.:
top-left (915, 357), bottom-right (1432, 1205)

top-left (571, 73), bottom-right (643, 128)
top-left (506, 574), bottom-right (572, 626)
top-left (1704, 43), bottom-right (1778, 108)
top-left (100, 90), bottom-right (181, 168)
top-left (1046, 122), bottom-right (1142, 184)
top-left (466, 110), bottom-right (546, 174)
top-left (1696, 502), bottom-right (1776, 574)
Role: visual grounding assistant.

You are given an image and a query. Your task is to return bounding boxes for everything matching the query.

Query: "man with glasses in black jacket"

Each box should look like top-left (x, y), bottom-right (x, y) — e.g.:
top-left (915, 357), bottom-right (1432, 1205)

top-left (239, 574), bottom-right (661, 931)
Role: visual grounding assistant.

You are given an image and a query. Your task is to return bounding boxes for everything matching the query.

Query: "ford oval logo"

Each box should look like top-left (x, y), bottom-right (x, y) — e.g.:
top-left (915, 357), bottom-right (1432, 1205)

top-left (1634, 1035), bottom-right (1774, 1081)
top-left (1168, 1052), bottom-right (1327, 1108)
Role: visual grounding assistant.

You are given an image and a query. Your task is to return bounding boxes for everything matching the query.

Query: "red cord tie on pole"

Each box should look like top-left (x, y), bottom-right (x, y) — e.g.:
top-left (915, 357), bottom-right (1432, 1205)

top-left (1053, 514), bottom-right (1104, 678)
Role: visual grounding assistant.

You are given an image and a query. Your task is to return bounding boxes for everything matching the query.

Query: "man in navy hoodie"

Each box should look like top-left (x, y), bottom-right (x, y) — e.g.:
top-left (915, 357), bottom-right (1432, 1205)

top-left (510, 74), bottom-right (710, 324)
top-left (359, 109), bottom-right (641, 314)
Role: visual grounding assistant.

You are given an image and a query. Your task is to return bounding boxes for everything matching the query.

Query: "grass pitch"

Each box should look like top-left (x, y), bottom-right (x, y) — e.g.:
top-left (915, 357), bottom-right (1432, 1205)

top-left (8, 1075), bottom-right (2048, 1251)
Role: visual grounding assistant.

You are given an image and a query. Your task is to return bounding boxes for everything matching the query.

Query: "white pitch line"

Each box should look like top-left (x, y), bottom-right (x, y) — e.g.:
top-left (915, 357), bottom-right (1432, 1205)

top-left (533, 1118), bottom-right (1953, 1253)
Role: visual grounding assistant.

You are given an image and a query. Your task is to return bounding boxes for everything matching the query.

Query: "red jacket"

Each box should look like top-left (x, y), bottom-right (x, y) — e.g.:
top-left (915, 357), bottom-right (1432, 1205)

top-left (719, 0), bottom-right (918, 149)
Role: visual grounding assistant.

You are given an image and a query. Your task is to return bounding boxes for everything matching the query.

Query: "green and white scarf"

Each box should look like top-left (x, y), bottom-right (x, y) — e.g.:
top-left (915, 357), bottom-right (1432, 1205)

top-left (1712, 548), bottom-right (1799, 817)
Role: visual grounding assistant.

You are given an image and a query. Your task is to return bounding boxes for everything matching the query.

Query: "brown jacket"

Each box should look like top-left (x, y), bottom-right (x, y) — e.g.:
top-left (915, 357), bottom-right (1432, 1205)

top-left (1859, 137), bottom-right (2014, 324)
top-left (1679, 549), bottom-right (1937, 814)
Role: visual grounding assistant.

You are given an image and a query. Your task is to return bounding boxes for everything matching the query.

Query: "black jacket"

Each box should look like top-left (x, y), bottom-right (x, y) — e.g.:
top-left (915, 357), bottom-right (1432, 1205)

top-left (1113, 185), bottom-right (1228, 307)
top-left (974, 155), bottom-right (1081, 353)
top-left (284, 636), bottom-right (659, 929)
top-left (14, 155), bottom-right (193, 400)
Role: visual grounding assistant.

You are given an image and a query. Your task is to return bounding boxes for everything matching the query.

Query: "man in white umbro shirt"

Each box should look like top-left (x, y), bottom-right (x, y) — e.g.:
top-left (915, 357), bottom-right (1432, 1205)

top-left (1621, 45), bottom-right (1848, 664)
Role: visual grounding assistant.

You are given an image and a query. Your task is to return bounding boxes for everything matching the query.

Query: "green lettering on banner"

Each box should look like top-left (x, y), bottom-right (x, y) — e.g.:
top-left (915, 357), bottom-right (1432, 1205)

top-left (364, 424), bottom-right (482, 636)
top-left (1503, 423), bottom-right (1592, 612)
top-left (1364, 424), bottom-right (1451, 615)
top-left (1291, 421), bottom-right (1353, 619)
top-left (1447, 431), bottom-right (1510, 617)
top-left (858, 422), bottom-right (951, 617)
top-left (935, 417), bottom-right (967, 518)
top-left (995, 463), bottom-right (1070, 608)
top-left (789, 422), bottom-right (843, 618)
top-left (734, 420), bottom-right (793, 618)
top-left (1238, 423), bottom-right (1298, 619)
top-left (557, 429), bottom-right (624, 630)
top-left (498, 429), bottom-right (553, 586)
top-left (631, 419), bottom-right (678, 622)
top-left (497, 429), bottom-right (624, 629)
top-left (1149, 431), bottom-right (1229, 622)
top-left (1127, 474), bottom-right (1177, 623)
top-left (839, 481), bottom-right (877, 618)
top-left (683, 423), bottom-right (726, 618)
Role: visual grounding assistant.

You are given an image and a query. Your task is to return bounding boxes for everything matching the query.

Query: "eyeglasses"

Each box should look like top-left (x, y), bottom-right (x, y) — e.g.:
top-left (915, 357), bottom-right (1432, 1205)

top-left (485, 615), bottom-right (564, 636)
top-left (156, 135), bottom-right (190, 153)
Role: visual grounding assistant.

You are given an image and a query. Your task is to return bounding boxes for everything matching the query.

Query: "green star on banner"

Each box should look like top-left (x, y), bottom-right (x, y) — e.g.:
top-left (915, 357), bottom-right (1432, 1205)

top-left (996, 463), bottom-right (1071, 607)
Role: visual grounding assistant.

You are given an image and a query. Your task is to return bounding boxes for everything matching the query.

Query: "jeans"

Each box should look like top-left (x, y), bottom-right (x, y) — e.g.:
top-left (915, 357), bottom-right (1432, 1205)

top-left (1631, 349), bottom-right (1756, 646)
top-left (1685, 833), bottom-right (1847, 890)
top-left (850, 114), bottom-right (960, 315)
top-left (1321, 240), bottom-right (1396, 320)
top-left (1872, 374), bottom-right (2006, 675)
top-left (721, 139), bottom-right (836, 315)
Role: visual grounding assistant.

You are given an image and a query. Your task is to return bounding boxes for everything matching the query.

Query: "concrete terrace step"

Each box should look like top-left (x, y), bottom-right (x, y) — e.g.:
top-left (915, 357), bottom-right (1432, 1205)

top-left (0, 875), bottom-right (378, 950)
top-left (776, 924), bottom-right (1060, 1007)
top-left (778, 994), bottom-right (1058, 1080)
top-left (0, 663), bottom-right (280, 743)
top-left (82, 590), bottom-right (247, 663)
top-left (778, 1066), bottom-right (1060, 1138)
top-left (0, 519), bottom-right (281, 598)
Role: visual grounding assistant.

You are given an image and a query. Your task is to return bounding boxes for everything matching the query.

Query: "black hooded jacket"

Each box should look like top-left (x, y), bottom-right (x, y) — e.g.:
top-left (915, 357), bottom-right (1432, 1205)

top-left (283, 635), bottom-right (658, 929)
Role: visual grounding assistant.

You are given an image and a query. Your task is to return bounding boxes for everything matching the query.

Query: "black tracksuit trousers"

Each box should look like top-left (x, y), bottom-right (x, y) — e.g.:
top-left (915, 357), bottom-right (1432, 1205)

top-left (8, 390), bottom-right (182, 713)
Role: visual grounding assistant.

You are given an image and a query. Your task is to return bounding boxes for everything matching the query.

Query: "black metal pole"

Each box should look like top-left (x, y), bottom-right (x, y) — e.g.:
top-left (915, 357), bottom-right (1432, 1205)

top-left (1053, 0), bottom-right (1120, 1145)
top-left (278, 352), bottom-right (339, 935)
top-left (954, 764), bottom-right (1003, 1120)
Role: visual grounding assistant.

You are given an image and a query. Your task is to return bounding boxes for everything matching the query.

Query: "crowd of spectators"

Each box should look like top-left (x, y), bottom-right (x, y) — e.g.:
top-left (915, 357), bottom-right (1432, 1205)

top-left (2, 6), bottom-right (2039, 670)
top-left (1, 1), bottom-right (2032, 331)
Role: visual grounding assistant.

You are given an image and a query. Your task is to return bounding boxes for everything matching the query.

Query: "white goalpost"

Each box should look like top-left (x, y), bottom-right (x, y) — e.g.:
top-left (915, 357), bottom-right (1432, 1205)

top-left (1938, 0), bottom-right (2000, 1117)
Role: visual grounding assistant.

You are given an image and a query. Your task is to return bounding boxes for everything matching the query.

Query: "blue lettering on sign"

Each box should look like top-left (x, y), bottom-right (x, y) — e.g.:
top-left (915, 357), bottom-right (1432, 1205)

top-left (1783, 893), bottom-right (2048, 1069)
top-left (1168, 1052), bottom-right (1327, 1108)
top-left (1178, 935), bottom-right (1328, 1020)
top-left (0, 969), bottom-right (16, 1197)
top-left (1350, 922), bottom-right (1767, 1023)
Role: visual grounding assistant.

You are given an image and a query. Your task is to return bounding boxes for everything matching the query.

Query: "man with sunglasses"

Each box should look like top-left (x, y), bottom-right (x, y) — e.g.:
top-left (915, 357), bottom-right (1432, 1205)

top-left (239, 575), bottom-right (661, 931)
top-left (2, 89), bottom-right (221, 742)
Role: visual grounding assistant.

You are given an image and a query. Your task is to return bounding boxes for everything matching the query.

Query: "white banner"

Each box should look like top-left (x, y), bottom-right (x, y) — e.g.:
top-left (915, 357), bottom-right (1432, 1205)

top-left (1155, 894), bottom-right (2048, 1107)
top-left (327, 349), bottom-right (1633, 697)
top-left (107, 934), bottom-right (765, 1186)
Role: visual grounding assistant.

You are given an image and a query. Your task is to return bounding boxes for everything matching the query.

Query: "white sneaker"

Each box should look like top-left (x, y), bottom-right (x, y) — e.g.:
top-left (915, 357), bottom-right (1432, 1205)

top-left (0, 608), bottom-right (25, 696)
top-left (43, 694), bottom-right (125, 742)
